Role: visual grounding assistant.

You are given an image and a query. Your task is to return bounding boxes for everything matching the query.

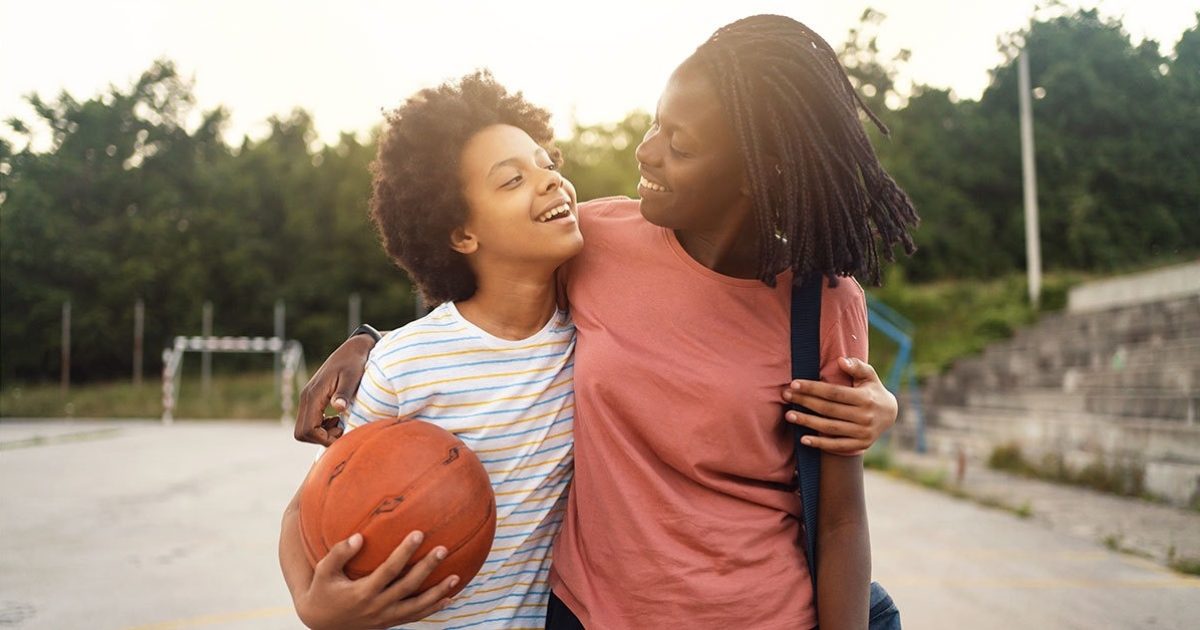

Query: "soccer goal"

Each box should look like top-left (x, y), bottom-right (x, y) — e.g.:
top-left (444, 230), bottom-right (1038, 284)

top-left (160, 336), bottom-right (306, 424)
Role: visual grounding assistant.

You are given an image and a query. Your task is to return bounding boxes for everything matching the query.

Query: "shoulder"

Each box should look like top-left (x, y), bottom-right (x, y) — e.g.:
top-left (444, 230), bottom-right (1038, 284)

top-left (820, 276), bottom-right (867, 311)
top-left (577, 196), bottom-right (640, 230)
top-left (819, 276), bottom-right (868, 343)
top-left (578, 196), bottom-right (638, 217)
top-left (372, 303), bottom-right (463, 360)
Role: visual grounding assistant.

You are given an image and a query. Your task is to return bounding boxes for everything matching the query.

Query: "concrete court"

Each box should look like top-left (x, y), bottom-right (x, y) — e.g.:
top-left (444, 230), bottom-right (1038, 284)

top-left (0, 420), bottom-right (1197, 629)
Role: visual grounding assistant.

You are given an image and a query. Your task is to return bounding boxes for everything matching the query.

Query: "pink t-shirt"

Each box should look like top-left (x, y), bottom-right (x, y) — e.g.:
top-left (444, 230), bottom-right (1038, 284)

top-left (549, 197), bottom-right (869, 630)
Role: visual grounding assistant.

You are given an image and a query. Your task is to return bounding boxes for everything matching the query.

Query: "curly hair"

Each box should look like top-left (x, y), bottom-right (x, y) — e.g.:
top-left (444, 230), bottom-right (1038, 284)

top-left (370, 70), bottom-right (560, 305)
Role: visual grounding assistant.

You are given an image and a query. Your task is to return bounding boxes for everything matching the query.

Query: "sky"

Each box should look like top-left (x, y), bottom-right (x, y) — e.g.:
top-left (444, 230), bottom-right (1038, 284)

top-left (1, 0), bottom-right (1196, 150)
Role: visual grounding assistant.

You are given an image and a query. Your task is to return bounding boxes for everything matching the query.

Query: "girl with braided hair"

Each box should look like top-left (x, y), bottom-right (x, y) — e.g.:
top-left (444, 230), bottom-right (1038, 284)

top-left (294, 14), bottom-right (917, 629)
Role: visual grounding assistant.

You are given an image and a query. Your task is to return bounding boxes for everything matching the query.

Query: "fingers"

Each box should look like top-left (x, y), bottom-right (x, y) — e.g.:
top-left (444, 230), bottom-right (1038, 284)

top-left (784, 378), bottom-right (864, 406)
top-left (380, 544), bottom-right (452, 600)
top-left (381, 577), bottom-right (457, 626)
top-left (356, 530), bottom-right (424, 593)
top-left (786, 410), bottom-right (872, 440)
top-left (295, 375), bottom-right (333, 445)
top-left (797, 433), bottom-right (870, 455)
top-left (315, 532), bottom-right (363, 581)
top-left (320, 416), bottom-right (344, 441)
top-left (837, 356), bottom-right (879, 383)
top-left (784, 393), bottom-right (863, 425)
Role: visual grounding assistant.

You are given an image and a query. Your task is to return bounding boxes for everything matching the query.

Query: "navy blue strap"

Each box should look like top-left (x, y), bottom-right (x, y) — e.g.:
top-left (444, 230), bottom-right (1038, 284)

top-left (790, 275), bottom-right (823, 593)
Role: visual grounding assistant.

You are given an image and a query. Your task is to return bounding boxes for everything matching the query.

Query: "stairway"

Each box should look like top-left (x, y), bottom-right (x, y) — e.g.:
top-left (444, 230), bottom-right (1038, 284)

top-left (907, 268), bottom-right (1200, 507)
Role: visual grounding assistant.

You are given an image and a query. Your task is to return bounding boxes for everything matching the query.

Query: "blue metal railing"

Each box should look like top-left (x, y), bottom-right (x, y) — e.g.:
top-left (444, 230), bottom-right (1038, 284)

top-left (866, 295), bottom-right (926, 452)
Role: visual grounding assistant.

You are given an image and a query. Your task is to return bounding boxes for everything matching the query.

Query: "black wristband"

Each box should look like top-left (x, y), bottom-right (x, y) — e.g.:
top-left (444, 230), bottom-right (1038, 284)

top-left (349, 323), bottom-right (382, 343)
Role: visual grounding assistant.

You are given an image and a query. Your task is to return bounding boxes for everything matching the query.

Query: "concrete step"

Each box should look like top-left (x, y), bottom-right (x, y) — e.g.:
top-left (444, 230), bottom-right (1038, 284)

top-left (930, 405), bottom-right (1200, 464)
top-left (966, 389), bottom-right (1088, 413)
top-left (964, 387), bottom-right (1197, 421)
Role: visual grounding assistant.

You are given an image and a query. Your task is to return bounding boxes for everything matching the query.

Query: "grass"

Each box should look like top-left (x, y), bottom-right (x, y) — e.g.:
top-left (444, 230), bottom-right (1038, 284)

top-left (866, 270), bottom-right (1085, 381)
top-left (1167, 545), bottom-right (1200, 576)
top-left (867, 445), bottom-right (1034, 519)
top-left (0, 370), bottom-right (290, 419)
top-left (986, 442), bottom-right (1149, 499)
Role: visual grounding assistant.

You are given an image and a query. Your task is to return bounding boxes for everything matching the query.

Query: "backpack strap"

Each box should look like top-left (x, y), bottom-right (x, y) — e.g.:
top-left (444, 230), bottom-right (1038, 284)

top-left (790, 275), bottom-right (823, 594)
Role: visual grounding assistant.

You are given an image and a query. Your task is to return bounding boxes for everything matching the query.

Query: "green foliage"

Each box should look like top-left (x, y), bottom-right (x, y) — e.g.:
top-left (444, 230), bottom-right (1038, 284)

top-left (986, 442), bottom-right (1147, 498)
top-left (1, 61), bottom-right (412, 384)
top-left (559, 111), bottom-right (649, 201)
top-left (866, 270), bottom-right (1086, 379)
top-left (2, 7), bottom-right (1198, 385)
top-left (871, 9), bottom-right (1200, 281)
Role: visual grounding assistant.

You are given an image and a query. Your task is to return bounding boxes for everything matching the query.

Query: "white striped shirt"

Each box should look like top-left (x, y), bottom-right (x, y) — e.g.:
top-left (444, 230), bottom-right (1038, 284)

top-left (346, 301), bottom-right (575, 630)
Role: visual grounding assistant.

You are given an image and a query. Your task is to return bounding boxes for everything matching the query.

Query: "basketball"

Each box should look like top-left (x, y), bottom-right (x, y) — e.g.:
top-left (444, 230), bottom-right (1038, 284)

top-left (298, 418), bottom-right (496, 597)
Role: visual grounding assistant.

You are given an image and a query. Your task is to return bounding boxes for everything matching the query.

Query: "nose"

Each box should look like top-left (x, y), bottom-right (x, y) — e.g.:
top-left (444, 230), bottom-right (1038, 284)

top-left (634, 124), bottom-right (660, 167)
top-left (539, 167), bottom-right (564, 194)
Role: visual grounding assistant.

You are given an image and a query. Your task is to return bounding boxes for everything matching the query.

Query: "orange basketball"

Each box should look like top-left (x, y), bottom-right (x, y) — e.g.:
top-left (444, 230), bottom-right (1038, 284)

top-left (298, 418), bottom-right (496, 597)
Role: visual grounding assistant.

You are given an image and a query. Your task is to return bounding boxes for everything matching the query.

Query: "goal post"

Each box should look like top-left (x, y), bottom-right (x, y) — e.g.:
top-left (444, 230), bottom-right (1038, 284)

top-left (161, 336), bottom-right (306, 425)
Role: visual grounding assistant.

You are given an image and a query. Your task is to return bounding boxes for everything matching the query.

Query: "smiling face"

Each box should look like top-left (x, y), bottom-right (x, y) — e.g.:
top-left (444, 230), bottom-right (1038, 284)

top-left (634, 62), bottom-right (749, 233)
top-left (453, 124), bottom-right (582, 272)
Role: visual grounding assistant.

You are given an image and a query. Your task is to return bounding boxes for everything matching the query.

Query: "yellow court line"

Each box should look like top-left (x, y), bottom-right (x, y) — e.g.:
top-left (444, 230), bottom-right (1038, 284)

top-left (122, 607), bottom-right (292, 630)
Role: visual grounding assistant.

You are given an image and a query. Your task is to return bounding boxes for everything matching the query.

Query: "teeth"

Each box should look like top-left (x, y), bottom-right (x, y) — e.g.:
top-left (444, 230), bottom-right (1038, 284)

top-left (536, 202), bottom-right (571, 223)
top-left (639, 176), bottom-right (669, 193)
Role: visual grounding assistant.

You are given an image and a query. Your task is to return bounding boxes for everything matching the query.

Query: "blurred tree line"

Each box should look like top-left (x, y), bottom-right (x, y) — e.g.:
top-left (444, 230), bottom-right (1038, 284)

top-left (2, 8), bottom-right (1197, 384)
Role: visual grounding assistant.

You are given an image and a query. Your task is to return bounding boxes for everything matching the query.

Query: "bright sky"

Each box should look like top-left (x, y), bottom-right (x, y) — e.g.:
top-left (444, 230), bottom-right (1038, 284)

top-left (1, 0), bottom-right (1196, 150)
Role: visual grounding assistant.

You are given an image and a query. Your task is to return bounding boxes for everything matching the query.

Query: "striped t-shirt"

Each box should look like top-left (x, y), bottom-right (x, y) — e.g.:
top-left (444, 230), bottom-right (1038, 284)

top-left (346, 301), bottom-right (575, 630)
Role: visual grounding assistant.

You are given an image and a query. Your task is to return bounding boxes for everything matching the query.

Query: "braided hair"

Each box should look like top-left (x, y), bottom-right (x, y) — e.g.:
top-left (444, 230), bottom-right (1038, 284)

top-left (689, 14), bottom-right (919, 286)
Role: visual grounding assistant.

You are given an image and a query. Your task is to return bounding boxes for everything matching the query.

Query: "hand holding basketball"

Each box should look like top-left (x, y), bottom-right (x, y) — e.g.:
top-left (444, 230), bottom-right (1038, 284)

top-left (293, 529), bottom-right (458, 630)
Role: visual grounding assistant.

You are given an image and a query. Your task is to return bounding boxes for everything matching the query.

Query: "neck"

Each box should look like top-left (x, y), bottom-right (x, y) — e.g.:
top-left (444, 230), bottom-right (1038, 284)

top-left (455, 265), bottom-right (558, 341)
top-left (674, 202), bottom-right (760, 279)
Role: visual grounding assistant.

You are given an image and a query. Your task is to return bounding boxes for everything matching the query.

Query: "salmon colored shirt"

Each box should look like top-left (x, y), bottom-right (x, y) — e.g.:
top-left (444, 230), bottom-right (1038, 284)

top-left (549, 197), bottom-right (869, 630)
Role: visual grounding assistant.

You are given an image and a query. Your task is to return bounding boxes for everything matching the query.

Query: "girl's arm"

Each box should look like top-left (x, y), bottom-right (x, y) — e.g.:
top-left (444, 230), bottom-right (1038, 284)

top-left (814, 451), bottom-right (871, 630)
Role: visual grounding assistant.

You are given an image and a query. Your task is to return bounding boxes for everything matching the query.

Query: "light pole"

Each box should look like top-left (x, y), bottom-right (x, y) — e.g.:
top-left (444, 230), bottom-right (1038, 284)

top-left (1018, 48), bottom-right (1043, 309)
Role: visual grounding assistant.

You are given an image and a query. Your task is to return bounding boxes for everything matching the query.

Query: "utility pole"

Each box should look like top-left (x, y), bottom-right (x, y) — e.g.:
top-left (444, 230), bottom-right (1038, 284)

top-left (1019, 48), bottom-right (1043, 309)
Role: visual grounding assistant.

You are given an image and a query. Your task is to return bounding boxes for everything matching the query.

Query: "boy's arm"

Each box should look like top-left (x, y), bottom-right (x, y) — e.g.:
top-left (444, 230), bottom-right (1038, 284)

top-left (814, 451), bottom-right (871, 630)
top-left (279, 474), bottom-right (459, 629)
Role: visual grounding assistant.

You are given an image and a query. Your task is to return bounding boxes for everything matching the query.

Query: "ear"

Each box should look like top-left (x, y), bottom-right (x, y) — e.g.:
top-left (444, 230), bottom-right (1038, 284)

top-left (449, 225), bottom-right (478, 255)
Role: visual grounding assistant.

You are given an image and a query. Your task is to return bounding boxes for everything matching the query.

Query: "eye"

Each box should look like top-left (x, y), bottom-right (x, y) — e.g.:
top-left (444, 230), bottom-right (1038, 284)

top-left (503, 174), bottom-right (523, 188)
top-left (545, 162), bottom-right (559, 171)
top-left (669, 144), bottom-right (692, 158)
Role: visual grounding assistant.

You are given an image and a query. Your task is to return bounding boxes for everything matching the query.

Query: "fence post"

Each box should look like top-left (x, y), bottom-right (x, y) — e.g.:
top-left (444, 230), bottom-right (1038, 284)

top-left (348, 293), bottom-right (362, 336)
top-left (201, 301), bottom-right (213, 396)
top-left (61, 301), bottom-right (71, 396)
top-left (133, 299), bottom-right (145, 387)
top-left (274, 299), bottom-right (285, 396)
